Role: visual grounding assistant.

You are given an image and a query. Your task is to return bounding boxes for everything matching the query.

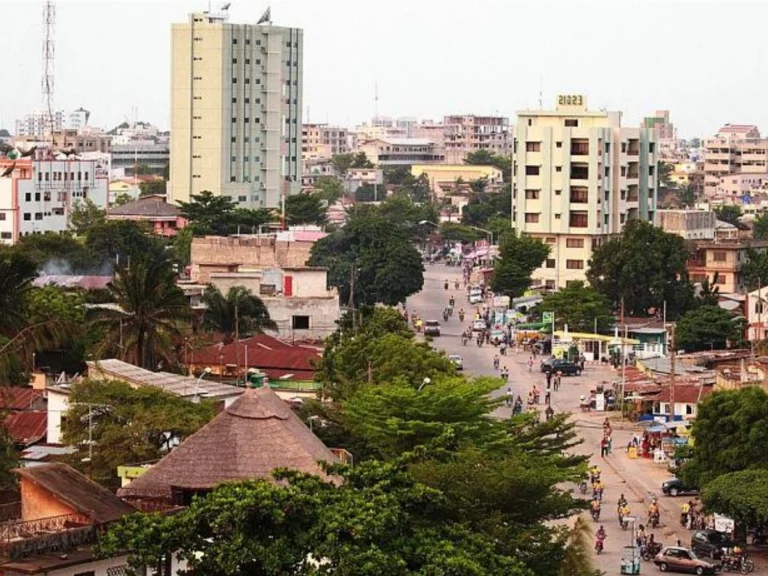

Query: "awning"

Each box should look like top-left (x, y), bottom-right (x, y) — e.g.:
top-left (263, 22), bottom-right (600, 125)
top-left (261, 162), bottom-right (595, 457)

top-left (554, 331), bottom-right (640, 344)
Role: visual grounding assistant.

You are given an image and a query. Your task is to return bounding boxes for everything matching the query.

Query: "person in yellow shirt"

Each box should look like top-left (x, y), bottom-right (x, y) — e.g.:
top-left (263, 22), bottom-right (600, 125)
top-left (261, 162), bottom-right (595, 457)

top-left (619, 504), bottom-right (630, 528)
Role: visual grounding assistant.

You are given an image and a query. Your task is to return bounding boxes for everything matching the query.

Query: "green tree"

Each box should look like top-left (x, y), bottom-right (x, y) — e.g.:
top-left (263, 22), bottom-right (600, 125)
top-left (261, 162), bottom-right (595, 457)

top-left (138, 180), bottom-right (167, 196)
top-left (284, 193), bottom-right (327, 226)
top-left (680, 387), bottom-right (768, 488)
top-left (313, 176), bottom-right (345, 204)
top-left (350, 151), bottom-right (374, 168)
top-left (742, 247), bottom-right (768, 291)
top-left (177, 190), bottom-right (237, 235)
top-left (172, 227), bottom-right (194, 269)
top-left (201, 285), bottom-right (277, 343)
top-left (679, 184), bottom-right (696, 207)
top-left (675, 305), bottom-right (739, 352)
top-left (715, 205), bottom-right (743, 227)
top-left (99, 459), bottom-right (532, 576)
top-left (354, 183), bottom-right (377, 203)
top-left (701, 470), bottom-right (768, 531)
top-left (558, 516), bottom-right (601, 576)
top-left (464, 151), bottom-right (511, 182)
top-left (587, 220), bottom-right (694, 318)
top-left (309, 210), bottom-right (423, 307)
top-left (131, 163), bottom-right (153, 175)
top-left (62, 378), bottom-right (214, 486)
top-left (753, 212), bottom-right (768, 240)
top-left (658, 161), bottom-right (674, 189)
top-left (229, 207), bottom-right (275, 232)
top-left (0, 426), bottom-right (18, 488)
top-left (0, 252), bottom-right (37, 336)
top-left (438, 222), bottom-right (482, 244)
top-left (69, 199), bottom-right (106, 236)
top-left (696, 273), bottom-right (720, 307)
top-left (538, 281), bottom-right (613, 333)
top-left (11, 232), bottom-right (98, 271)
top-left (85, 220), bottom-right (165, 266)
top-left (331, 152), bottom-right (355, 175)
top-left (491, 232), bottom-right (550, 298)
top-left (89, 256), bottom-right (193, 369)
top-left (113, 192), bottom-right (134, 206)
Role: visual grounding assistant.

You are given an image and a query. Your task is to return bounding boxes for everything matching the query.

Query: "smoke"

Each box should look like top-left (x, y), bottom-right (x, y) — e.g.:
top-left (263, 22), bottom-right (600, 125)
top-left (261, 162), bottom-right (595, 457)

top-left (40, 257), bottom-right (114, 277)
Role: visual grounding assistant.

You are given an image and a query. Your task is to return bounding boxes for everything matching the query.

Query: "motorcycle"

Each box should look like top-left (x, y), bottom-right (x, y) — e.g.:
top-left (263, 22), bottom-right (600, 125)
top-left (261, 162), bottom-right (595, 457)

top-left (476, 338), bottom-right (483, 347)
top-left (721, 554), bottom-right (755, 574)
top-left (454, 281), bottom-right (459, 289)
top-left (619, 515), bottom-right (629, 530)
top-left (458, 312), bottom-right (465, 322)
top-left (444, 282), bottom-right (449, 290)
top-left (443, 311), bottom-right (449, 322)
top-left (594, 538), bottom-right (605, 555)
top-left (462, 336), bottom-right (468, 346)
top-left (590, 508), bottom-right (601, 522)
top-left (648, 511), bottom-right (660, 529)
top-left (578, 480), bottom-right (588, 494)
top-left (640, 541), bottom-right (663, 561)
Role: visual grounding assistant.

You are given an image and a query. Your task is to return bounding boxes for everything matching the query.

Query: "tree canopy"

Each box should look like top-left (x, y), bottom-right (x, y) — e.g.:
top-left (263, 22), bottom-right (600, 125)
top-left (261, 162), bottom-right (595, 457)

top-left (753, 212), bottom-right (768, 241)
top-left (138, 180), bottom-right (167, 197)
top-left (537, 281), bottom-right (613, 333)
top-left (680, 387), bottom-right (768, 488)
top-left (309, 209), bottom-right (423, 307)
top-left (490, 231), bottom-right (549, 299)
top-left (714, 205), bottom-right (743, 228)
top-left (675, 305), bottom-right (741, 352)
top-left (312, 176), bottom-right (345, 204)
top-left (464, 151), bottom-right (511, 182)
top-left (178, 191), bottom-right (275, 236)
top-left (587, 220), bottom-right (694, 318)
top-left (741, 247), bottom-right (768, 291)
top-left (62, 378), bottom-right (214, 487)
top-left (285, 193), bottom-right (327, 226)
top-left (701, 470), bottom-right (768, 530)
top-left (201, 284), bottom-right (277, 342)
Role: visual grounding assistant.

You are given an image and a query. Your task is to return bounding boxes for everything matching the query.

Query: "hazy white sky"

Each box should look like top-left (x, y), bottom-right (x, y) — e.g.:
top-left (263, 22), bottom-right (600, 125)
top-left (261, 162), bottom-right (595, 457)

top-left (0, 1), bottom-right (763, 138)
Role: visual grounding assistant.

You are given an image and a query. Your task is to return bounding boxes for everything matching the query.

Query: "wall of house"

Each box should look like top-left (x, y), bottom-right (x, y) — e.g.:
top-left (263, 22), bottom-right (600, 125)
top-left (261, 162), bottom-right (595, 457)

top-left (261, 296), bottom-right (339, 340)
top-left (19, 477), bottom-right (76, 521)
top-left (191, 237), bottom-right (313, 283)
top-left (286, 269), bottom-right (330, 297)
top-left (42, 555), bottom-right (133, 576)
top-left (208, 273), bottom-right (262, 295)
top-left (46, 390), bottom-right (69, 445)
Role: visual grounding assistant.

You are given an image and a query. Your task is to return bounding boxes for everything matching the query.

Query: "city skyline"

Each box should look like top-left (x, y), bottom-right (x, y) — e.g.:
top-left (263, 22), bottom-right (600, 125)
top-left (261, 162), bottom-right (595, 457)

top-left (0, 1), bottom-right (763, 138)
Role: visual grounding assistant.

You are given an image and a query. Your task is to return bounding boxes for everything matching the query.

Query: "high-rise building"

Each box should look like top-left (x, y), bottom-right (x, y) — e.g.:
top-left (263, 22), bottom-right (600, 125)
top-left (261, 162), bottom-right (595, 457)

top-left (642, 110), bottom-right (677, 157)
top-left (512, 96), bottom-right (658, 289)
top-left (301, 123), bottom-right (349, 161)
top-left (443, 115), bottom-right (510, 163)
top-left (703, 125), bottom-right (767, 198)
top-left (170, 10), bottom-right (303, 209)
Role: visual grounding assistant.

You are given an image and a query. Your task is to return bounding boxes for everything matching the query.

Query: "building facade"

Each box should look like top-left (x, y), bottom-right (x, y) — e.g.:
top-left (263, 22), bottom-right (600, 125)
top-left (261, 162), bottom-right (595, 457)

top-left (170, 11), bottom-right (303, 209)
top-left (111, 142), bottom-right (170, 174)
top-left (0, 156), bottom-right (109, 244)
top-left (358, 138), bottom-right (444, 165)
top-left (687, 240), bottom-right (768, 294)
top-left (643, 110), bottom-right (677, 157)
top-left (410, 164), bottom-right (503, 198)
top-left (657, 209), bottom-right (716, 241)
top-left (443, 115), bottom-right (510, 162)
top-left (512, 96), bottom-right (658, 289)
top-left (703, 125), bottom-right (768, 197)
top-left (301, 123), bottom-right (349, 161)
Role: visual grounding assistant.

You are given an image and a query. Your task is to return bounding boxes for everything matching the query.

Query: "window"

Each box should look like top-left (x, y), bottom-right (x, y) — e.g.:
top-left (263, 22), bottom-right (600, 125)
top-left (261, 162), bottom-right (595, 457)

top-left (232, 38), bottom-right (238, 44)
top-left (525, 190), bottom-right (540, 200)
top-left (566, 238), bottom-right (584, 248)
top-left (545, 237), bottom-right (556, 244)
top-left (545, 280), bottom-right (556, 289)
top-left (0, 232), bottom-right (10, 240)
top-left (713, 251), bottom-right (727, 262)
top-left (0, 213), bottom-right (4, 221)
top-left (620, 213), bottom-right (626, 224)
top-left (230, 176), bottom-right (236, 182)
top-left (555, 189), bottom-right (562, 195)
top-left (716, 274), bottom-right (727, 285)
top-left (556, 141), bottom-right (563, 148)
top-left (570, 187), bottom-right (588, 203)
top-left (555, 166), bottom-right (562, 172)
top-left (238, 195), bottom-right (247, 202)
top-left (232, 58), bottom-right (238, 64)
top-left (35, 192), bottom-right (40, 201)
top-left (524, 213), bottom-right (540, 223)
top-left (73, 571), bottom-right (95, 576)
top-left (24, 193), bottom-right (30, 202)
top-left (292, 315), bottom-right (310, 330)
top-left (526, 142), bottom-right (541, 152)
top-left (566, 259), bottom-right (584, 269)
top-left (564, 119), bottom-right (578, 127)
top-left (569, 212), bottom-right (588, 227)
top-left (546, 259), bottom-right (555, 268)
top-left (23, 213), bottom-right (30, 221)
top-left (650, 143), bottom-right (656, 153)
top-left (571, 164), bottom-right (589, 179)
top-left (525, 166), bottom-right (540, 176)
top-left (34, 213), bottom-right (43, 220)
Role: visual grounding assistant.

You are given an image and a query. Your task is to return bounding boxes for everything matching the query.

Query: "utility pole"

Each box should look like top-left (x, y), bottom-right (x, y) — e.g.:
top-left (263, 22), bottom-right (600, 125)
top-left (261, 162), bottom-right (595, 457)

top-left (669, 324), bottom-right (676, 423)
top-left (620, 297), bottom-right (626, 417)
top-left (234, 304), bottom-right (240, 384)
top-left (348, 266), bottom-right (356, 330)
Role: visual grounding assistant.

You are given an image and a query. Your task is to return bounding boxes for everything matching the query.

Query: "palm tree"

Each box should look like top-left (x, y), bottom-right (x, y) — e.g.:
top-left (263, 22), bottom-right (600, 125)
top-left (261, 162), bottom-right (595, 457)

top-left (89, 256), bottom-right (193, 369)
top-left (0, 252), bottom-right (37, 336)
top-left (201, 285), bottom-right (277, 343)
top-left (558, 515), bottom-right (602, 576)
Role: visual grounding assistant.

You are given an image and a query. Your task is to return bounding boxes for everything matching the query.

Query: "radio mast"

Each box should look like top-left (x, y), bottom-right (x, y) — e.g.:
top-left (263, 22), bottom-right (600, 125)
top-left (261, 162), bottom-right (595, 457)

top-left (42, 1), bottom-right (56, 141)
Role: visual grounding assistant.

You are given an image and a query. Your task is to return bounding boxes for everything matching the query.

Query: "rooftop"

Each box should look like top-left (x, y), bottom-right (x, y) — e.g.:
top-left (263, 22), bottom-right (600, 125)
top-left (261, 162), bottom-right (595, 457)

top-left (85, 359), bottom-right (244, 400)
top-left (4, 411), bottom-right (46, 446)
top-left (107, 194), bottom-right (179, 218)
top-left (0, 388), bottom-right (43, 411)
top-left (652, 385), bottom-right (713, 405)
top-left (119, 387), bottom-right (338, 498)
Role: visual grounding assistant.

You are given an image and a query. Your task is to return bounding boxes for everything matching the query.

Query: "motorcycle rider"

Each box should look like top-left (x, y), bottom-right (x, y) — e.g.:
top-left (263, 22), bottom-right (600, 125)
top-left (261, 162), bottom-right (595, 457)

top-left (648, 499), bottom-right (660, 526)
top-left (458, 308), bottom-right (465, 322)
top-left (590, 497), bottom-right (601, 521)
top-left (680, 500), bottom-right (690, 527)
top-left (500, 366), bottom-right (509, 381)
top-left (449, 294), bottom-right (455, 308)
top-left (617, 493), bottom-right (628, 512)
top-left (618, 503), bottom-right (631, 528)
top-left (493, 355), bottom-right (500, 370)
top-left (635, 524), bottom-right (647, 548)
top-left (595, 525), bottom-right (606, 553)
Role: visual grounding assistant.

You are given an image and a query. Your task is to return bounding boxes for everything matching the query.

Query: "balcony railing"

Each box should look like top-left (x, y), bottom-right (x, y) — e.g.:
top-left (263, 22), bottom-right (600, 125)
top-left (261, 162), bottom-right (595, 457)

top-left (0, 512), bottom-right (96, 560)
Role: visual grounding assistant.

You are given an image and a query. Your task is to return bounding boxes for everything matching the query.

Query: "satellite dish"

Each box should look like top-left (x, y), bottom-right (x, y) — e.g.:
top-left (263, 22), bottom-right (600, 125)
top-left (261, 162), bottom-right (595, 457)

top-left (257, 6), bottom-right (271, 24)
top-left (221, 2), bottom-right (231, 10)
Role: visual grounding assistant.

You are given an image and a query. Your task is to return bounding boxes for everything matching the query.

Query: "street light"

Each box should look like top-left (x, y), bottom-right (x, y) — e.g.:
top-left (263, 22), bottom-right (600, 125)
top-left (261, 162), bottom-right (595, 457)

top-left (418, 377), bottom-right (432, 391)
top-left (195, 367), bottom-right (212, 401)
top-left (419, 220), bottom-right (439, 227)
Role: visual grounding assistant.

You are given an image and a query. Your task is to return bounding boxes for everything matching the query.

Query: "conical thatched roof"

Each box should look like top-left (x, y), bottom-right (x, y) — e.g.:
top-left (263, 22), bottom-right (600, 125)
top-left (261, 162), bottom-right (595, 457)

top-left (119, 387), bottom-right (338, 497)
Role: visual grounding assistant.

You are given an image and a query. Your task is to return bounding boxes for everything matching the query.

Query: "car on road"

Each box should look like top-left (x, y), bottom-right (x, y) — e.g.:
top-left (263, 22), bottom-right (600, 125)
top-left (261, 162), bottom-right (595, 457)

top-left (540, 357), bottom-right (582, 376)
top-left (448, 355), bottom-right (463, 370)
top-left (662, 477), bottom-right (699, 497)
top-left (653, 546), bottom-right (719, 574)
top-left (471, 320), bottom-right (486, 333)
top-left (423, 320), bottom-right (441, 337)
top-left (490, 330), bottom-right (507, 345)
top-left (690, 529), bottom-right (732, 560)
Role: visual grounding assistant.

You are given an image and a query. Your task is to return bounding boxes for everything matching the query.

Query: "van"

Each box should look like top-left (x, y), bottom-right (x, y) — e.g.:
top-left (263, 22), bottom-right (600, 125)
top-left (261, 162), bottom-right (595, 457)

top-left (469, 288), bottom-right (483, 304)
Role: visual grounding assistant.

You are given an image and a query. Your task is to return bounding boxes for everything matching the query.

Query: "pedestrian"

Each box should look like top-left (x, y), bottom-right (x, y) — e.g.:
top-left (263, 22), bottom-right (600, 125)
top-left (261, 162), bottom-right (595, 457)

top-left (545, 405), bottom-right (554, 420)
top-left (606, 434), bottom-right (613, 455)
top-left (546, 371), bottom-right (552, 388)
top-left (554, 371), bottom-right (562, 391)
top-left (545, 390), bottom-right (551, 405)
top-left (493, 355), bottom-right (500, 370)
top-left (600, 437), bottom-right (607, 458)
top-left (528, 356), bottom-right (533, 372)
top-left (579, 353), bottom-right (586, 372)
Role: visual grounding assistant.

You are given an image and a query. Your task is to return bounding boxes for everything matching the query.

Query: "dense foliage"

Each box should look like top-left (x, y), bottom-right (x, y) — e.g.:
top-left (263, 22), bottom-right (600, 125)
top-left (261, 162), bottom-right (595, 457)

top-left (201, 285), bottom-right (278, 342)
top-left (491, 231), bottom-right (549, 298)
top-left (675, 305), bottom-right (743, 351)
top-left (537, 281), bottom-right (613, 333)
top-left (701, 470), bottom-right (768, 530)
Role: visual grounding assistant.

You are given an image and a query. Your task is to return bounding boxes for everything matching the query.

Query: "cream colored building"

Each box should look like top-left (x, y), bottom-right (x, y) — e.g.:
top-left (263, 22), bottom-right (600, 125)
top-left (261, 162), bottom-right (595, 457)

top-left (703, 125), bottom-right (767, 198)
top-left (170, 11), bottom-right (303, 209)
top-left (410, 164), bottom-right (503, 197)
top-left (512, 96), bottom-right (658, 289)
top-left (358, 138), bottom-right (444, 166)
top-left (302, 123), bottom-right (349, 161)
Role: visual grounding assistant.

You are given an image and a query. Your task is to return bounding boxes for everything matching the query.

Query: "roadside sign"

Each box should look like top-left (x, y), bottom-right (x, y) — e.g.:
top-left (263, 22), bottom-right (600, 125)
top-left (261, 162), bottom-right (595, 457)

top-left (542, 311), bottom-right (554, 323)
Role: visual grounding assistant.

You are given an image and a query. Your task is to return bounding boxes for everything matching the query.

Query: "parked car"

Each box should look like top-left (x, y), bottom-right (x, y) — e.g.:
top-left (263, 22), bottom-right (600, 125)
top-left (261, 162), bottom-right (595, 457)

top-left (662, 477), bottom-right (699, 497)
top-left (423, 320), bottom-right (441, 337)
top-left (653, 546), bottom-right (719, 574)
top-left (471, 320), bottom-right (486, 333)
top-left (540, 358), bottom-right (582, 376)
top-left (490, 330), bottom-right (507, 345)
top-left (448, 355), bottom-right (463, 370)
top-left (691, 529), bottom-right (732, 560)
top-left (469, 292), bottom-right (483, 304)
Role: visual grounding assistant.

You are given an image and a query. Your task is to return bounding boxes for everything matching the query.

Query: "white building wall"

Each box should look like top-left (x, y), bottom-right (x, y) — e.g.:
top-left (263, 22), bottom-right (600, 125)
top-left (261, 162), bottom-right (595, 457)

top-left (46, 389), bottom-right (69, 445)
top-left (262, 296), bottom-right (339, 340)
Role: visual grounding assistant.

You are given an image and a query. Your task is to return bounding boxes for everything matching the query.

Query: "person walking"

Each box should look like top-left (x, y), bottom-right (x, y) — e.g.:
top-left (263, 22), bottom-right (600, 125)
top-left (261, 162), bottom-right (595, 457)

top-left (600, 437), bottom-right (608, 458)
top-left (546, 370), bottom-right (552, 388)
top-left (554, 371), bottom-right (562, 391)
top-left (545, 389), bottom-right (551, 405)
top-left (528, 356), bottom-right (534, 372)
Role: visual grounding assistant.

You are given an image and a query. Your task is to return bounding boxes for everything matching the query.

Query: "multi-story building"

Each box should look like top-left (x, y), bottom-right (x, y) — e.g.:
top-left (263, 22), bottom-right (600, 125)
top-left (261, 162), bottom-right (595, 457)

top-left (703, 125), bottom-right (768, 197)
top-left (657, 209), bottom-right (716, 241)
top-left (0, 154), bottom-right (109, 244)
top-left (410, 164), bottom-right (503, 198)
top-left (170, 10), bottom-right (303, 209)
top-left (687, 240), bottom-right (768, 294)
top-left (358, 138), bottom-right (445, 166)
top-left (13, 109), bottom-right (91, 137)
top-left (512, 96), bottom-right (658, 289)
top-left (643, 110), bottom-right (677, 157)
top-left (443, 115), bottom-right (510, 163)
top-left (112, 141), bottom-right (170, 175)
top-left (301, 123), bottom-right (348, 161)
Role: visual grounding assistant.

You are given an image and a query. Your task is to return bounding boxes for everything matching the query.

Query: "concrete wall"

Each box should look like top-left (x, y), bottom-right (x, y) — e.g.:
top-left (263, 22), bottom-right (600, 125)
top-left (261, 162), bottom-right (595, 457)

top-left (46, 389), bottom-right (69, 445)
top-left (191, 236), bottom-right (313, 283)
top-left (20, 477), bottom-right (76, 521)
top-left (262, 296), bottom-right (339, 340)
top-left (286, 268), bottom-right (329, 297)
top-left (658, 210), bottom-right (716, 240)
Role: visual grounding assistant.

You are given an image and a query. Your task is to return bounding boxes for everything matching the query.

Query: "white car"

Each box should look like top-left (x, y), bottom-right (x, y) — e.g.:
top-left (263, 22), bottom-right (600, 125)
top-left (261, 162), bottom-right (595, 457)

top-left (472, 320), bottom-right (486, 332)
top-left (469, 292), bottom-right (483, 304)
top-left (448, 355), bottom-right (464, 370)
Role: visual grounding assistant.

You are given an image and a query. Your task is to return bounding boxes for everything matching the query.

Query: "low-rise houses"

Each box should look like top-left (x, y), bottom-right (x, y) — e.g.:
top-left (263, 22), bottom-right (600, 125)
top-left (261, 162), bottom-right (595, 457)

top-left (358, 138), bottom-right (445, 166)
top-left (410, 164), bottom-right (503, 197)
top-left (107, 194), bottom-right (186, 237)
top-left (686, 239), bottom-right (768, 294)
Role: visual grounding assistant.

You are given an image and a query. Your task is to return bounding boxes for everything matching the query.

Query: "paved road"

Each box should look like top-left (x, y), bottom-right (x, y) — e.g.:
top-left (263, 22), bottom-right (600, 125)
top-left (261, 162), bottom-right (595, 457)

top-left (407, 264), bottom-right (697, 574)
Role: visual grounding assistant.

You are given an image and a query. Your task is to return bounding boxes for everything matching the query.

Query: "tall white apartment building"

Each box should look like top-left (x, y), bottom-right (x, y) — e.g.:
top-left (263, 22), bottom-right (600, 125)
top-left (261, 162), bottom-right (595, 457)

top-left (512, 96), bottom-right (657, 289)
top-left (170, 10), bottom-right (303, 209)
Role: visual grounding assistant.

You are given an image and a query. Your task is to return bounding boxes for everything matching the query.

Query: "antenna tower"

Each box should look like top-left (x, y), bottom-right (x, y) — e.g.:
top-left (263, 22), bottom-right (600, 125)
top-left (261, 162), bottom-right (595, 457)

top-left (42, 1), bottom-right (56, 140)
top-left (374, 83), bottom-right (379, 120)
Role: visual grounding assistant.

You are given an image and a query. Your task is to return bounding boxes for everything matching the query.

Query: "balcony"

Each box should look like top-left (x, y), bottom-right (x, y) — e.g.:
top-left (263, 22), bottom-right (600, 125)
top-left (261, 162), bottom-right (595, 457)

top-left (570, 164), bottom-right (589, 180)
top-left (570, 140), bottom-right (589, 156)
top-left (0, 513), bottom-right (96, 561)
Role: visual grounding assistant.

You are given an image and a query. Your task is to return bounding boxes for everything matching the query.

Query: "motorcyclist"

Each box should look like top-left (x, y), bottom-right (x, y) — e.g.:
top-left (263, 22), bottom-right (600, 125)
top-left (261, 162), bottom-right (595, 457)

top-left (635, 524), bottom-right (647, 548)
top-left (648, 499), bottom-right (659, 526)
top-left (500, 340), bottom-right (508, 355)
top-left (592, 478), bottom-right (605, 500)
top-left (461, 334), bottom-right (468, 346)
top-left (680, 500), bottom-right (690, 527)
top-left (449, 295), bottom-right (455, 308)
top-left (458, 308), bottom-right (465, 322)
top-left (618, 493), bottom-right (628, 511)
top-left (493, 355), bottom-right (500, 370)
top-left (501, 367), bottom-right (509, 381)
top-left (618, 503), bottom-right (630, 528)
top-left (454, 280), bottom-right (459, 289)
top-left (444, 279), bottom-right (449, 290)
top-left (595, 526), bottom-right (606, 553)
top-left (589, 465), bottom-right (601, 483)
top-left (590, 497), bottom-right (601, 520)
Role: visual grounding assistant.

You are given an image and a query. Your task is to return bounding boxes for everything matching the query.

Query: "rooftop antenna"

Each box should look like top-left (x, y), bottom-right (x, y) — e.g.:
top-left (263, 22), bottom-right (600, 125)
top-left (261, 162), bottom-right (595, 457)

top-left (374, 82), bottom-right (379, 120)
top-left (257, 6), bottom-right (272, 25)
top-left (538, 77), bottom-right (543, 110)
top-left (42, 0), bottom-right (56, 143)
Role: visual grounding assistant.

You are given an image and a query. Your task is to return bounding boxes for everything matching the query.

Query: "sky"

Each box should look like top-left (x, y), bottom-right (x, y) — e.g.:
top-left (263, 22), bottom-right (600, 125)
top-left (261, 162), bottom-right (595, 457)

top-left (0, 0), bottom-right (764, 138)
